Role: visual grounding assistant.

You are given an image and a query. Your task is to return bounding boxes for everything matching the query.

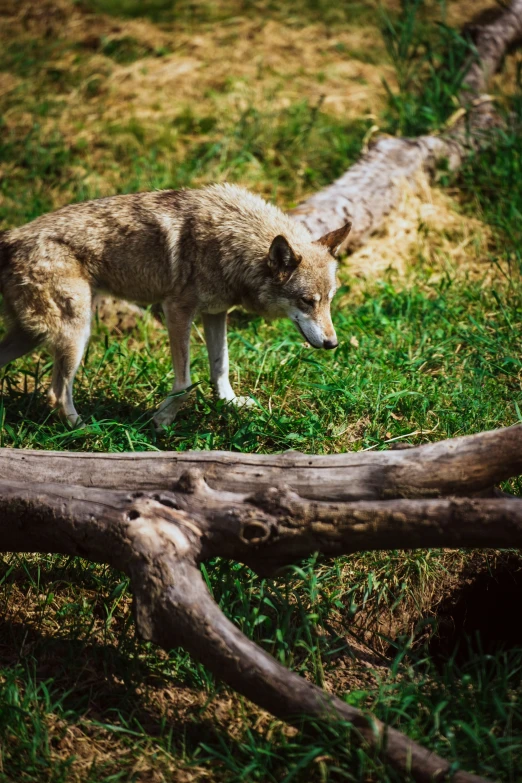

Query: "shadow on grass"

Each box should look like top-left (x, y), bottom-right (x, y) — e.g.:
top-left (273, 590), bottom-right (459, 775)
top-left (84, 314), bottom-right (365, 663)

top-left (428, 553), bottom-right (522, 663)
top-left (0, 383), bottom-right (155, 431)
top-left (0, 621), bottom-right (250, 777)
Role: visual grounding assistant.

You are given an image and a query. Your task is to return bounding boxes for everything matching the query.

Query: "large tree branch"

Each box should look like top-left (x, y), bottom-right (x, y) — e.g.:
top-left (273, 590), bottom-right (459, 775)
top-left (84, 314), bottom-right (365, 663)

top-left (462, 0), bottom-right (522, 95)
top-left (2, 473), bottom-right (522, 572)
top-left (2, 424), bottom-right (520, 783)
top-left (3, 422), bottom-right (521, 499)
top-left (4, 470), bottom-right (518, 782)
top-left (137, 558), bottom-right (487, 783)
top-left (1, 419), bottom-right (522, 781)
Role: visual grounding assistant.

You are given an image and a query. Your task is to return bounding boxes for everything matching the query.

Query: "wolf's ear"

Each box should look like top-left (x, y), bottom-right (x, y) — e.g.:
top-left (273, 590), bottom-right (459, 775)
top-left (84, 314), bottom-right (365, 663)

top-left (316, 221), bottom-right (352, 257)
top-left (268, 235), bottom-right (301, 284)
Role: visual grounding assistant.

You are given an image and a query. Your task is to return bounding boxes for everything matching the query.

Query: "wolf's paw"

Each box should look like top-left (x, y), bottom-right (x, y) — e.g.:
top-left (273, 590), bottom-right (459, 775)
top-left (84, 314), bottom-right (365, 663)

top-left (153, 410), bottom-right (177, 432)
top-left (154, 394), bottom-right (186, 431)
top-left (67, 414), bottom-right (85, 429)
top-left (227, 395), bottom-right (256, 409)
top-left (49, 395), bottom-right (85, 429)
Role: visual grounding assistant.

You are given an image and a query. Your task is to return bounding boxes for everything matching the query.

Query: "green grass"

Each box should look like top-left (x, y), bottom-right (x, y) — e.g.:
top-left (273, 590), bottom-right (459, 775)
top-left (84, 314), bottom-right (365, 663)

top-left (1, 1), bottom-right (522, 781)
top-left (1, 272), bottom-right (521, 454)
top-left (453, 100), bottom-right (522, 268)
top-left (380, 0), bottom-right (476, 136)
top-left (0, 104), bottom-right (369, 226)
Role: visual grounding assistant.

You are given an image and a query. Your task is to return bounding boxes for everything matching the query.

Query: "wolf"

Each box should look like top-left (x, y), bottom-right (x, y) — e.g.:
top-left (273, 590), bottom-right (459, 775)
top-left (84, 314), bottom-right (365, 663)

top-left (0, 184), bottom-right (351, 428)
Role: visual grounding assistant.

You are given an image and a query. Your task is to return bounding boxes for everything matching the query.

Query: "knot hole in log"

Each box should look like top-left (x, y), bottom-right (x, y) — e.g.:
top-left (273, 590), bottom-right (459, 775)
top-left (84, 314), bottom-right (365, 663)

top-left (240, 519), bottom-right (271, 545)
top-left (152, 494), bottom-right (179, 509)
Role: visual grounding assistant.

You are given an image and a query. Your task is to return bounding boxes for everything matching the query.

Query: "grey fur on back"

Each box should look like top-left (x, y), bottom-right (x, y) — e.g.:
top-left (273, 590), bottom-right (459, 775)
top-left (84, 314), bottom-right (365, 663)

top-left (1, 185), bottom-right (313, 310)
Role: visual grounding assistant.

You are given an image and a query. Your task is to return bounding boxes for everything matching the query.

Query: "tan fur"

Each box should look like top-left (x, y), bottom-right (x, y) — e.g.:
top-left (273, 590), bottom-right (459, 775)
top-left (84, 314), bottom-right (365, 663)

top-left (0, 184), bottom-right (350, 427)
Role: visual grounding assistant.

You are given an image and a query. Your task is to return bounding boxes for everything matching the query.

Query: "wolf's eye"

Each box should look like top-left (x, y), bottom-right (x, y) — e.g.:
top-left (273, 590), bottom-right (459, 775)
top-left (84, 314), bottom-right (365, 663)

top-left (300, 297), bottom-right (315, 308)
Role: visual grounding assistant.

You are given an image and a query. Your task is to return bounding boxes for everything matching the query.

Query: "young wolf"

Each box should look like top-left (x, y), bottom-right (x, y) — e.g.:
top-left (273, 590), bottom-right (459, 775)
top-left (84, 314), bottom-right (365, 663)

top-left (0, 184), bottom-right (351, 428)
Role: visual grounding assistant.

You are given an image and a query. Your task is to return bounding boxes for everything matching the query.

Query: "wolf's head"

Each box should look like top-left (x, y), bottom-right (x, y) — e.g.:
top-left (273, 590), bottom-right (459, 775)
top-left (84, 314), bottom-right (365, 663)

top-left (261, 222), bottom-right (351, 349)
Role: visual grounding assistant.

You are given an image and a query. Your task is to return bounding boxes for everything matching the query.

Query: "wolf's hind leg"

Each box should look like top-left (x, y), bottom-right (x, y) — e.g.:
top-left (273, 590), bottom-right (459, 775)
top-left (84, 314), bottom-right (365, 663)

top-left (48, 304), bottom-right (92, 427)
top-left (0, 325), bottom-right (42, 367)
top-left (154, 298), bottom-right (197, 430)
top-left (202, 311), bottom-right (254, 408)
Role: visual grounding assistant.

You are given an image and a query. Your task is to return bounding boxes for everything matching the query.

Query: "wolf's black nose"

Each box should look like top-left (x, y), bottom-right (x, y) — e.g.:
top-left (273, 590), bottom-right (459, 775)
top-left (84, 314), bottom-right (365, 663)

top-left (323, 339), bottom-right (338, 350)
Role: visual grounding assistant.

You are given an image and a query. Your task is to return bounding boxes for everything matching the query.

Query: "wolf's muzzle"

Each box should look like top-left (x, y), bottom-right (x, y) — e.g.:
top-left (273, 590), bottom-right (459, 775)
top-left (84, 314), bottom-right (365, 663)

top-left (322, 339), bottom-right (338, 350)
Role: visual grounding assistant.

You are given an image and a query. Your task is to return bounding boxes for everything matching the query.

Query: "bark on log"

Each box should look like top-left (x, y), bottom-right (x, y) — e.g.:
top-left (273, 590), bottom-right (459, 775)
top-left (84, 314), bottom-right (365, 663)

top-left (3, 476), bottom-right (522, 574)
top-left (3, 422), bottom-right (521, 500)
top-left (462, 1), bottom-right (522, 95)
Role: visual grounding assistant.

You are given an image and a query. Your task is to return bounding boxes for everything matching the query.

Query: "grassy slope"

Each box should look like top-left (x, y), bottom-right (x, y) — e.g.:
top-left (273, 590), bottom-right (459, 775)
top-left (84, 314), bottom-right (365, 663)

top-left (1, 1), bottom-right (522, 781)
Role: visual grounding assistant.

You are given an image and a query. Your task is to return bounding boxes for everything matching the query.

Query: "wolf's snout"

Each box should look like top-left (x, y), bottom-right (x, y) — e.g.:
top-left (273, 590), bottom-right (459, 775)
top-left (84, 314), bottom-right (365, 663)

top-left (323, 338), bottom-right (338, 350)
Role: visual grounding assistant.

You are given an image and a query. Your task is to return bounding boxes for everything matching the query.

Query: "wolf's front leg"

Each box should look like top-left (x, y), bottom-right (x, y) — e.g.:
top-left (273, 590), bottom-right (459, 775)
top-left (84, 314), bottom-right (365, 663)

top-left (154, 298), bottom-right (197, 430)
top-left (202, 311), bottom-right (253, 408)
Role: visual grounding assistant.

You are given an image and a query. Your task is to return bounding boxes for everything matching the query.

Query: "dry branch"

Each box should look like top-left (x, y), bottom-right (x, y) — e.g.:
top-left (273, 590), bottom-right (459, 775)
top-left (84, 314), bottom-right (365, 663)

top-left (3, 422), bottom-right (522, 782)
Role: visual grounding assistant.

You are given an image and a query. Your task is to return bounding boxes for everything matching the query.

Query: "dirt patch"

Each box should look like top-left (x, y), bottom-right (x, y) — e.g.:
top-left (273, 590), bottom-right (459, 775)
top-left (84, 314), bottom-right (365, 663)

top-left (427, 552), bottom-right (522, 662)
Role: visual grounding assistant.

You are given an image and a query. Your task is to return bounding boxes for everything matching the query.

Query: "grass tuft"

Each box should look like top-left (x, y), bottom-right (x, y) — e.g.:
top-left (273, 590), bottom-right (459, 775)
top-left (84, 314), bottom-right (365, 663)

top-left (380, 0), bottom-right (476, 136)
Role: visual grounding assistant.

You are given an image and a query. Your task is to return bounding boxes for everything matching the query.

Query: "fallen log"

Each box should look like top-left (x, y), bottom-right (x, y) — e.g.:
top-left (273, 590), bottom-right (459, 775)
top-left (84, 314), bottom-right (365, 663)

top-left (3, 422), bottom-right (522, 782)
top-left (2, 422), bottom-right (522, 499)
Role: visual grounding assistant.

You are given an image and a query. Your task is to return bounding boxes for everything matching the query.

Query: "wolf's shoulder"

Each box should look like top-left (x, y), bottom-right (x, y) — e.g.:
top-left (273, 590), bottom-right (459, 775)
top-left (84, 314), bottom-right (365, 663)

top-left (190, 183), bottom-right (311, 242)
top-left (195, 183), bottom-right (281, 218)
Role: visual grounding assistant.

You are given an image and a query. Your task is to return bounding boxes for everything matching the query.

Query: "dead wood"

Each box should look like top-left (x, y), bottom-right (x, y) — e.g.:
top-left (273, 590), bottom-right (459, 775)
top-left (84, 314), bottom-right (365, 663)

top-left (3, 474), bottom-right (522, 577)
top-left (461, 0), bottom-right (522, 96)
top-left (3, 479), bottom-right (519, 783)
top-left (2, 420), bottom-right (522, 782)
top-left (2, 422), bottom-right (521, 500)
